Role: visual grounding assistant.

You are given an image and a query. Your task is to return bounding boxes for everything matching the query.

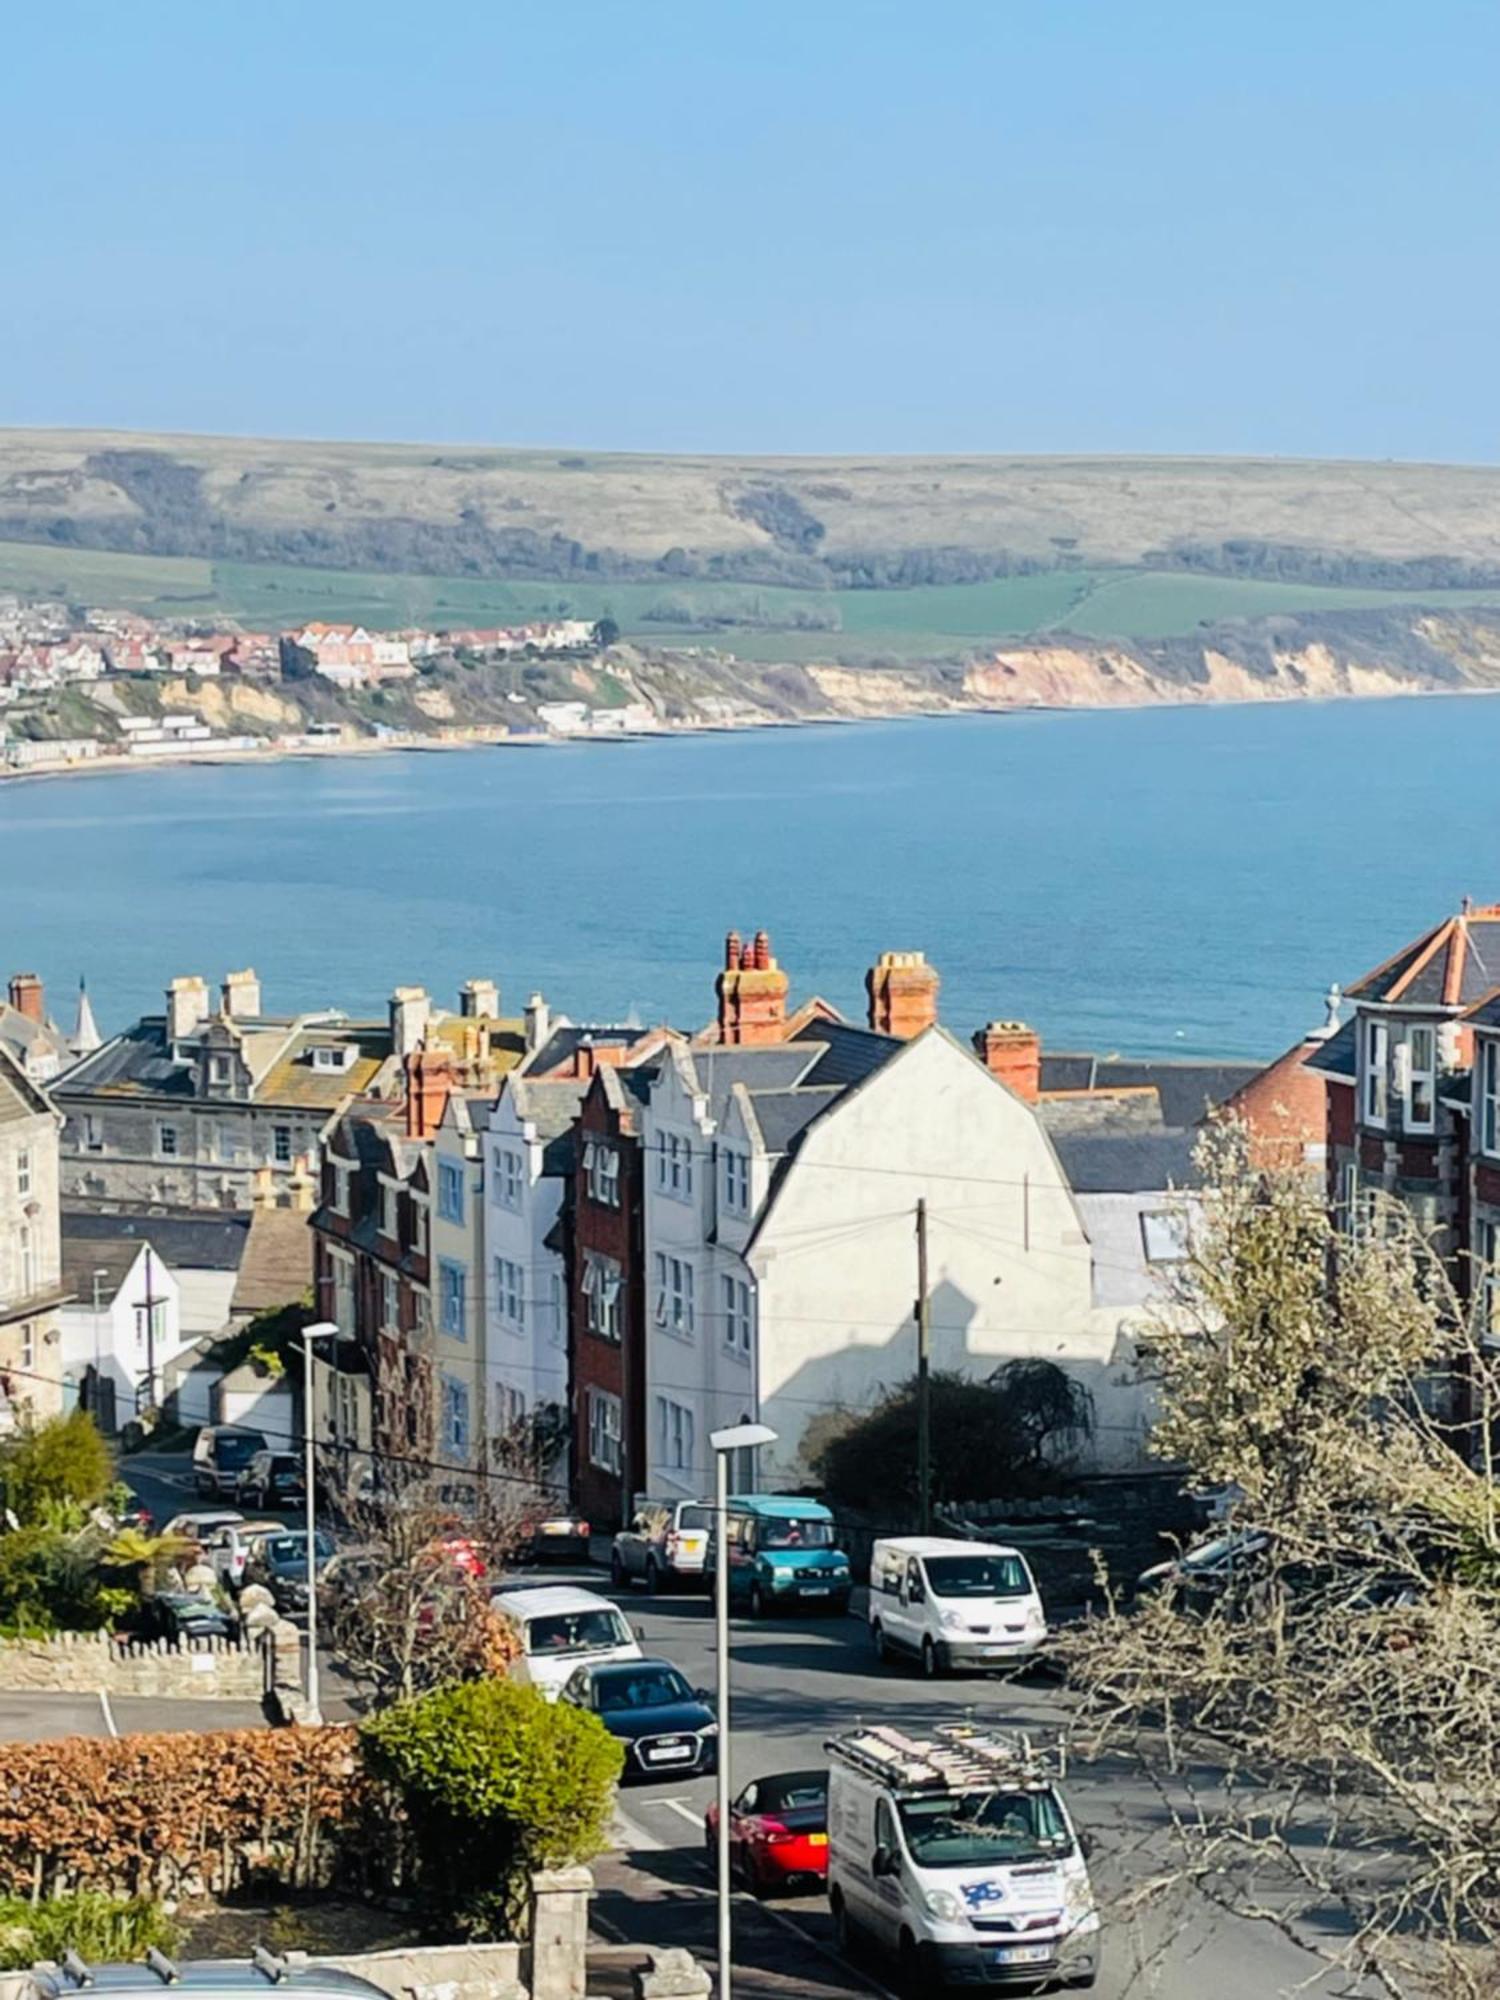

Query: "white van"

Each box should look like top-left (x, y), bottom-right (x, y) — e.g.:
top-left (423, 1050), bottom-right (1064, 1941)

top-left (827, 1723), bottom-right (1101, 1992)
top-left (869, 1537), bottom-right (1046, 1676)
top-left (490, 1584), bottom-right (643, 1701)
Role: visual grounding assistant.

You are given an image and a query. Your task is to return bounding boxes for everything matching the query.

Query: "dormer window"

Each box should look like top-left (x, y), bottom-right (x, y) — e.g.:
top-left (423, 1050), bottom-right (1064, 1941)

top-left (210, 1053), bottom-right (233, 1087)
top-left (311, 1044), bottom-right (356, 1074)
top-left (1362, 1018), bottom-right (1389, 1125)
top-left (1406, 1025), bottom-right (1436, 1133)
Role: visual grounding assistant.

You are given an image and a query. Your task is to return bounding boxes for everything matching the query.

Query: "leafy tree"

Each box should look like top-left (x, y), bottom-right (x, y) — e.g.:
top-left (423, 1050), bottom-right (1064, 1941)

top-left (0, 1410), bottom-right (113, 1527)
top-left (591, 616), bottom-right (620, 649)
top-left (813, 1365), bottom-right (1093, 1513)
top-left (1063, 1124), bottom-right (1500, 2000)
top-left (361, 1678), bottom-right (623, 1935)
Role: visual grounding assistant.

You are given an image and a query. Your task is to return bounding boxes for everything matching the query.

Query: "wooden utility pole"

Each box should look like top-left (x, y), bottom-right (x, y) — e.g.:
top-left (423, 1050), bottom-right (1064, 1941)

top-left (916, 1197), bottom-right (932, 1533)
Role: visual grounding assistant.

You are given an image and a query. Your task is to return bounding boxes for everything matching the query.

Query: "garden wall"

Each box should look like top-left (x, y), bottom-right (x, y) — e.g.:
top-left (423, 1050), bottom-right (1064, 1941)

top-left (0, 1626), bottom-right (299, 1700)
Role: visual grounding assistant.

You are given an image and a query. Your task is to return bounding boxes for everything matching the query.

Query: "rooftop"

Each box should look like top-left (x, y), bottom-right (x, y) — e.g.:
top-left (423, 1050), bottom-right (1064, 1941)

top-left (1345, 901), bottom-right (1500, 1008)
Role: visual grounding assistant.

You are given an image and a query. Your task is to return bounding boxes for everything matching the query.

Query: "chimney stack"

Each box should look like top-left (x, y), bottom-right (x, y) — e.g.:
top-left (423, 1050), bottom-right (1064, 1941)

top-left (866, 951), bottom-right (940, 1039)
top-left (404, 1046), bottom-right (456, 1138)
top-left (220, 968), bottom-right (262, 1020)
top-left (165, 975), bottom-right (209, 1043)
top-left (524, 992), bottom-right (551, 1053)
top-left (7, 973), bottom-right (44, 1025)
top-left (389, 985), bottom-right (432, 1059)
top-left (461, 978), bottom-right (499, 1020)
top-left (974, 1021), bottom-right (1042, 1103)
top-left (715, 926), bottom-right (789, 1045)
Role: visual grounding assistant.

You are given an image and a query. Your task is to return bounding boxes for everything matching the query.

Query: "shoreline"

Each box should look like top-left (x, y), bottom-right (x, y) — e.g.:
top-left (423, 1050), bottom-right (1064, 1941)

top-left (2, 680), bottom-right (1497, 788)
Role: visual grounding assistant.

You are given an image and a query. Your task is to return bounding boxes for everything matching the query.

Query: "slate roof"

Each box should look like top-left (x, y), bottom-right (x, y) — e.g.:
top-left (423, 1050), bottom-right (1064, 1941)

top-left (230, 1207), bottom-right (314, 1317)
top-left (0, 1043), bottom-right (53, 1125)
top-left (0, 1002), bottom-right (69, 1080)
top-left (1306, 1015), bottom-right (1357, 1080)
top-left (742, 1085), bottom-right (844, 1155)
top-left (57, 1014), bottom-right (393, 1108)
top-left (793, 1018), bottom-right (904, 1088)
top-left (1469, 991), bottom-right (1500, 1030)
top-left (59, 1232), bottom-right (152, 1300)
top-left (1050, 1130), bottom-right (1200, 1195)
top-left (1039, 1053), bottom-right (1260, 1127)
top-left (59, 1205), bottom-right (253, 1271)
top-left (508, 1078), bottom-right (590, 1177)
top-left (527, 1024), bottom-right (644, 1076)
top-left (1346, 904), bottom-right (1500, 1008)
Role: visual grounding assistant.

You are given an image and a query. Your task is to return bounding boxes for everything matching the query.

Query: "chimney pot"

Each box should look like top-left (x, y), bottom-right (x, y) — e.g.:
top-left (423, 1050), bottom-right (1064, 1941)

top-left (715, 925), bottom-right (790, 1044)
top-left (866, 950), bottom-right (940, 1039)
top-left (7, 973), bottom-right (44, 1025)
top-left (220, 968), bottom-right (262, 1020)
top-left (753, 930), bottom-right (772, 970)
top-left (974, 1020), bottom-right (1041, 1102)
top-left (724, 930), bottom-right (742, 971)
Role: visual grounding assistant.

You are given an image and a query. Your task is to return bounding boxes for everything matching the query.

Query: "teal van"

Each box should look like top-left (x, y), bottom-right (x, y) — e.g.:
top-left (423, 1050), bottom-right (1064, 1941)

top-left (719, 1495), bottom-right (852, 1617)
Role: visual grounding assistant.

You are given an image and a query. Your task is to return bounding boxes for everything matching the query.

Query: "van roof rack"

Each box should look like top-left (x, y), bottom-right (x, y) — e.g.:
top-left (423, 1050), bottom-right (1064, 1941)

top-left (145, 1951), bottom-right (181, 1986)
top-left (251, 1950), bottom-right (289, 1986)
top-left (826, 1722), bottom-right (1064, 1793)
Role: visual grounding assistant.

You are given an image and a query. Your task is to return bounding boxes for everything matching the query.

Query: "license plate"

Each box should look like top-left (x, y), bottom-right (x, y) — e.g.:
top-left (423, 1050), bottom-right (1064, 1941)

top-left (984, 1642), bottom-right (1018, 1654)
top-left (992, 1945), bottom-right (1052, 1965)
top-left (646, 1746), bottom-right (692, 1763)
top-left (540, 1521), bottom-right (576, 1536)
top-left (808, 1832), bottom-right (828, 1847)
top-left (802, 1586), bottom-right (830, 1596)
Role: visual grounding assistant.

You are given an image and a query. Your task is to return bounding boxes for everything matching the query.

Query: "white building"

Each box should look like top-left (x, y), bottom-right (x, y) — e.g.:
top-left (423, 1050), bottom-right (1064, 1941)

top-left (58, 1237), bottom-right (181, 1430)
top-left (638, 1023), bottom-right (1150, 1498)
top-left (431, 1091), bottom-right (490, 1470)
top-left (482, 1076), bottom-right (585, 1464)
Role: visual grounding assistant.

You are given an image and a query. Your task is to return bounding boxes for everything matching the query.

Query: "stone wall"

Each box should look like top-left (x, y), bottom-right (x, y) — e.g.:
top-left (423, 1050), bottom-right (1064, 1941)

top-left (0, 1625), bottom-right (292, 1698)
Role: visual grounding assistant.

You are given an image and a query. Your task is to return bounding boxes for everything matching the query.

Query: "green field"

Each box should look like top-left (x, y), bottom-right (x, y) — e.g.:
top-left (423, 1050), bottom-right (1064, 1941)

top-left (2, 537), bottom-right (1499, 658)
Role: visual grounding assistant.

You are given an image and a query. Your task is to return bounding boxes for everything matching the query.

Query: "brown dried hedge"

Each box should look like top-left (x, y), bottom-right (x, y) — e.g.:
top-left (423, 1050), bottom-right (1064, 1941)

top-left (0, 1726), bottom-right (370, 1900)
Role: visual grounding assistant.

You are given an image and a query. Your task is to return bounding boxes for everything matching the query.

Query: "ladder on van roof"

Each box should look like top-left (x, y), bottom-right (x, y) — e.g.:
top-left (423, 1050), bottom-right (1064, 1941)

top-left (825, 1722), bottom-right (1064, 1794)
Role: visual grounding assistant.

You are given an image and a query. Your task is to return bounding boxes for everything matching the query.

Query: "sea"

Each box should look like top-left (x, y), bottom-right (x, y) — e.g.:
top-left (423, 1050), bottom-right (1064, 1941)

top-left (3, 696), bottom-right (1499, 1063)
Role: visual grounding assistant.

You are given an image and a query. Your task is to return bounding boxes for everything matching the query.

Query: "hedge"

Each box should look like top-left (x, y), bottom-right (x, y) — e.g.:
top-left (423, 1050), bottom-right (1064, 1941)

top-left (0, 1893), bottom-right (176, 1970)
top-left (0, 1728), bottom-right (366, 1900)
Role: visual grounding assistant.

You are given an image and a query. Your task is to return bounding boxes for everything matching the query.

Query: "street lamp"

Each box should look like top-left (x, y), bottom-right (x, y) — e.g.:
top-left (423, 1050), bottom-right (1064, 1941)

top-left (299, 1320), bottom-right (340, 1722)
top-left (708, 1420), bottom-right (777, 2000)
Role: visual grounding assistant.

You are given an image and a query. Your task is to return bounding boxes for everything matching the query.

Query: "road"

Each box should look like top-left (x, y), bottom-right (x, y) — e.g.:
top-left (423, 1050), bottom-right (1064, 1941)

top-left (104, 1453), bottom-right (1358, 1995)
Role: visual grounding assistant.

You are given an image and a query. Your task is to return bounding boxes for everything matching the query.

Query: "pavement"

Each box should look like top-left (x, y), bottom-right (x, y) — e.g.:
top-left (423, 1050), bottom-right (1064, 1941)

top-left (78, 1453), bottom-right (1365, 1996)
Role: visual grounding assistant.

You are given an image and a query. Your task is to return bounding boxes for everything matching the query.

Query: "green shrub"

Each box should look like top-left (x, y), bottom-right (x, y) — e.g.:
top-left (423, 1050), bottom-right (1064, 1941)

top-left (361, 1678), bottom-right (623, 1935)
top-left (0, 1412), bottom-right (114, 1527)
top-left (0, 1891), bottom-right (177, 1969)
top-left (0, 1526), bottom-right (114, 1636)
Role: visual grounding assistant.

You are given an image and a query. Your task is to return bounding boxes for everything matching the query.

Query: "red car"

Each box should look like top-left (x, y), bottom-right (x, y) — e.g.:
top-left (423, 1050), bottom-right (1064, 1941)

top-left (704, 1768), bottom-right (829, 1897)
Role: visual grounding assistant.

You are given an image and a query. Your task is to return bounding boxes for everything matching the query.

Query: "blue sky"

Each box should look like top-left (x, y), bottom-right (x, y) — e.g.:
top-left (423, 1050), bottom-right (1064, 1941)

top-left (3, 0), bottom-right (1497, 459)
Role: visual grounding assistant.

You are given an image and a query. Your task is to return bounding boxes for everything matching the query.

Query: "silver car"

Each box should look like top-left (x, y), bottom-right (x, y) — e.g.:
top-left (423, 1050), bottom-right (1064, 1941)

top-left (610, 1499), bottom-right (713, 1593)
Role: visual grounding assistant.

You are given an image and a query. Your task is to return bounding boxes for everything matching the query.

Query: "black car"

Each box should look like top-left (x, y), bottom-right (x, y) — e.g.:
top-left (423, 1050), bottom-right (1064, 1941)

top-left (140, 1590), bottom-right (239, 1642)
top-left (243, 1527), bottom-right (336, 1618)
top-left (236, 1450), bottom-right (307, 1511)
top-left (1137, 1528), bottom-right (1274, 1606)
top-left (557, 1657), bottom-right (717, 1781)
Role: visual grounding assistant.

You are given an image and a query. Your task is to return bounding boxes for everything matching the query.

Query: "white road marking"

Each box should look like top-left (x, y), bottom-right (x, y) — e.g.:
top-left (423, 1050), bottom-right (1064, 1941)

top-left (97, 1690), bottom-right (118, 1738)
top-left (655, 1797), bottom-right (707, 1831)
top-left (611, 1808), bottom-right (667, 1852)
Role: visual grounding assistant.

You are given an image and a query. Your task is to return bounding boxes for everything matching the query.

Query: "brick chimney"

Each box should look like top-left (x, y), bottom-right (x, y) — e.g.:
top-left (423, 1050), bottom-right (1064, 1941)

top-left (389, 985), bottom-right (432, 1059)
top-left (165, 975), bottom-right (209, 1042)
top-left (7, 973), bottom-right (44, 1025)
top-left (715, 928), bottom-right (789, 1045)
top-left (220, 968), bottom-right (262, 1020)
top-left (974, 1020), bottom-right (1042, 1102)
top-left (405, 1046), bottom-right (456, 1138)
top-left (866, 951), bottom-right (940, 1039)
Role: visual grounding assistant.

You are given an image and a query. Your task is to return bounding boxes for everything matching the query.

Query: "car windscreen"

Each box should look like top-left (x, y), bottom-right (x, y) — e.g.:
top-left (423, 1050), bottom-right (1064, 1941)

top-left (595, 1667), bottom-right (691, 1711)
top-left (526, 1608), bottom-right (631, 1655)
top-left (677, 1506), bottom-right (711, 1534)
top-left (265, 1532), bottom-right (334, 1565)
top-left (215, 1433), bottom-right (266, 1468)
top-left (898, 1788), bottom-right (1071, 1868)
top-left (756, 1518), bottom-right (835, 1549)
top-left (758, 1771), bottom-right (827, 1814)
top-left (923, 1554), bottom-right (1030, 1599)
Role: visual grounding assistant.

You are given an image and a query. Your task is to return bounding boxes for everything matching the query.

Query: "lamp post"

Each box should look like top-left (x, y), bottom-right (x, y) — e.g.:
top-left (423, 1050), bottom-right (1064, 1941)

top-left (299, 1319), bottom-right (340, 1722)
top-left (708, 1420), bottom-right (777, 2000)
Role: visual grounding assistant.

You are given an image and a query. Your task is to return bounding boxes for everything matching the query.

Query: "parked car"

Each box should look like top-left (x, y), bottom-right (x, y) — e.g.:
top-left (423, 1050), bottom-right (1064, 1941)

top-left (704, 1768), bottom-right (829, 1896)
top-left (16, 1952), bottom-right (392, 2000)
top-left (243, 1527), bottom-right (336, 1618)
top-left (491, 1584), bottom-right (643, 1700)
top-left (869, 1536), bottom-right (1047, 1677)
top-left (708, 1495), bottom-right (851, 1617)
top-left (203, 1519), bottom-right (283, 1594)
top-left (610, 1500), bottom-right (712, 1593)
top-left (1136, 1528), bottom-right (1274, 1607)
top-left (192, 1425), bottom-right (269, 1498)
top-left (557, 1657), bottom-right (717, 1781)
top-left (160, 1508), bottom-right (246, 1557)
top-left (235, 1450), bottom-right (306, 1511)
top-left (521, 1509), bottom-right (592, 1566)
top-left (139, 1590), bottom-right (239, 1643)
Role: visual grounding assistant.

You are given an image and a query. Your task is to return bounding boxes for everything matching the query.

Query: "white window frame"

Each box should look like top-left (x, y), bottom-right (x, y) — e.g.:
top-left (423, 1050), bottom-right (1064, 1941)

top-left (722, 1272), bottom-right (753, 1353)
top-left (1363, 1016), bottom-right (1389, 1125)
top-left (380, 1268), bottom-right (399, 1334)
top-left (1338, 1159), bottom-right (1358, 1236)
top-left (210, 1053), bottom-right (232, 1087)
top-left (589, 1387), bottom-right (623, 1474)
top-left (329, 1246), bottom-right (356, 1334)
top-left (1481, 1039), bottom-right (1500, 1159)
top-left (494, 1147), bottom-right (524, 1211)
top-left (1477, 1215), bottom-right (1499, 1346)
top-left (16, 1147), bottom-right (31, 1197)
top-left (157, 1123), bottom-right (179, 1160)
top-left (1140, 1207), bottom-right (1191, 1264)
top-left (586, 1140), bottom-right (621, 1208)
top-left (494, 1256), bottom-right (524, 1330)
top-left (584, 1252), bottom-right (623, 1341)
top-left (721, 1147), bottom-right (749, 1216)
top-left (656, 1130), bottom-right (693, 1200)
top-left (83, 1114), bottom-right (103, 1154)
top-left (442, 1376), bottom-right (471, 1458)
top-left (379, 1179), bottom-right (398, 1239)
top-left (439, 1258), bottom-right (467, 1341)
top-left (438, 1160), bottom-right (465, 1225)
top-left (272, 1124), bottom-right (293, 1165)
top-left (653, 1252), bottom-right (696, 1336)
top-left (20, 1320), bottom-right (34, 1371)
top-left (656, 1395), bottom-right (695, 1480)
top-left (1406, 1024), bottom-right (1436, 1133)
top-left (19, 1223), bottom-right (36, 1297)
top-left (329, 1163), bottom-right (351, 1218)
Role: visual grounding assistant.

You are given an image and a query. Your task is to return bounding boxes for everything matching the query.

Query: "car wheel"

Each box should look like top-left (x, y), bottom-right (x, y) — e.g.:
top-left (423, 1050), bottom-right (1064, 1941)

top-left (646, 1557), bottom-right (662, 1595)
top-left (921, 1636), bottom-right (941, 1680)
top-left (831, 1887), bottom-right (855, 1959)
top-left (610, 1549), bottom-right (627, 1589)
top-left (897, 1930), bottom-right (921, 1998)
top-left (750, 1583), bottom-right (767, 1619)
top-left (744, 1849), bottom-right (769, 1899)
top-left (873, 1621), bottom-right (890, 1663)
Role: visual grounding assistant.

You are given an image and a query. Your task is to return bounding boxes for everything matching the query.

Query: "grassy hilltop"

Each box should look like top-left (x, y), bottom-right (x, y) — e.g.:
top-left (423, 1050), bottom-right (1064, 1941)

top-left (5, 430), bottom-right (1500, 669)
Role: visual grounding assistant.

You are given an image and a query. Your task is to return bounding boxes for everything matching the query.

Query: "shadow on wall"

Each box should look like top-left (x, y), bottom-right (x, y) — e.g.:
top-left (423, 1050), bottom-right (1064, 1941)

top-left (764, 1273), bottom-right (1153, 1491)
